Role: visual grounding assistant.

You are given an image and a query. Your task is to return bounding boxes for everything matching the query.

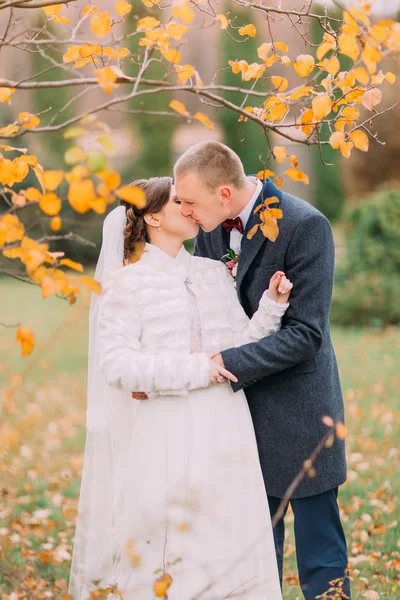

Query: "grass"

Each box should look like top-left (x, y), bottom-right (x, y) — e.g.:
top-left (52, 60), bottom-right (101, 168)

top-left (0, 276), bottom-right (399, 599)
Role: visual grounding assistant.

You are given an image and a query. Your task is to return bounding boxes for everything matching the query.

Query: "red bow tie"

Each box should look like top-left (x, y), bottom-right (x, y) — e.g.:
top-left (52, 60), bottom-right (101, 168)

top-left (221, 217), bottom-right (244, 235)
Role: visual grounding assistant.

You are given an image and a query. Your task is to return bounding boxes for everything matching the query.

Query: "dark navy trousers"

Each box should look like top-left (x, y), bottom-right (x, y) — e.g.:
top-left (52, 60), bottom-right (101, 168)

top-left (268, 488), bottom-right (351, 599)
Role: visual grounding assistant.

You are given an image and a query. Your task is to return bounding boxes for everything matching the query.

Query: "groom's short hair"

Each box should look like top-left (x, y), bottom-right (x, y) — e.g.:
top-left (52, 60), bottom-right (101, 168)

top-left (174, 141), bottom-right (247, 192)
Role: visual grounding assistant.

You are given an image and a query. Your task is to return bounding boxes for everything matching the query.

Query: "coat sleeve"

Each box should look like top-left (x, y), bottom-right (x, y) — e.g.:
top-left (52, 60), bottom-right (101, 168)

top-left (98, 275), bottom-right (210, 393)
top-left (218, 264), bottom-right (289, 346)
top-left (220, 213), bottom-right (334, 391)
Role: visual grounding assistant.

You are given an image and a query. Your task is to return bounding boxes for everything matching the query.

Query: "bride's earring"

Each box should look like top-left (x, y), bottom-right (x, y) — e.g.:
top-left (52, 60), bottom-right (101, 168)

top-left (157, 225), bottom-right (161, 231)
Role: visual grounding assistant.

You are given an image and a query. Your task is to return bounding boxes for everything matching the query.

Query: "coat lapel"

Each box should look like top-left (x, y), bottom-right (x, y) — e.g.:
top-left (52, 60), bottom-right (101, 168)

top-left (235, 179), bottom-right (282, 293)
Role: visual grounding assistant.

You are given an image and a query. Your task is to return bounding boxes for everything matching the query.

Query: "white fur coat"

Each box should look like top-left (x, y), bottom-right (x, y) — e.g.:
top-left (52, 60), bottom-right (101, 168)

top-left (98, 243), bottom-right (289, 398)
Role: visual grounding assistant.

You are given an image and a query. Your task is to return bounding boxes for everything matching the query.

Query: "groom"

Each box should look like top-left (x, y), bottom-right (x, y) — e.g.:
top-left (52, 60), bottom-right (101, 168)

top-left (173, 141), bottom-right (350, 599)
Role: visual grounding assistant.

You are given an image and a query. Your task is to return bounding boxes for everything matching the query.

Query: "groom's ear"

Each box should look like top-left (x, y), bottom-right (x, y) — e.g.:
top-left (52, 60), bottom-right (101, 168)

top-left (220, 185), bottom-right (232, 206)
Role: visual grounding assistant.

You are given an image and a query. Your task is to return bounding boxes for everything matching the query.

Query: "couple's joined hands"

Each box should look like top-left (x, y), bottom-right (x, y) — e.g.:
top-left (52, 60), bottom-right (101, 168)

top-left (131, 271), bottom-right (293, 400)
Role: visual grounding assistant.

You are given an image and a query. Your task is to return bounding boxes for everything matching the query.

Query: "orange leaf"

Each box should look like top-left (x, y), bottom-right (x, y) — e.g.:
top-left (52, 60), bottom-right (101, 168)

top-left (284, 168), bottom-right (309, 185)
top-left (50, 216), bottom-right (62, 231)
top-left (329, 131), bottom-right (346, 149)
top-left (246, 223), bottom-right (259, 240)
top-left (43, 170), bottom-right (64, 191)
top-left (16, 325), bottom-right (35, 356)
top-left (39, 192), bottom-right (61, 216)
top-left (80, 276), bottom-right (102, 295)
top-left (68, 179), bottom-right (96, 213)
top-left (90, 11), bottom-right (112, 37)
top-left (238, 24), bottom-right (256, 38)
top-left (256, 169), bottom-right (275, 179)
top-left (336, 422), bottom-right (347, 439)
top-left (115, 1), bottom-right (132, 16)
top-left (349, 129), bottom-right (369, 152)
top-left (116, 185), bottom-right (147, 208)
top-left (42, 4), bottom-right (61, 16)
top-left (338, 33), bottom-right (360, 61)
top-left (273, 146), bottom-right (286, 163)
top-left (194, 112), bottom-right (213, 130)
top-left (172, 2), bottom-right (195, 24)
top-left (217, 14), bottom-right (229, 30)
top-left (293, 54), bottom-right (315, 78)
top-left (169, 99), bottom-right (190, 117)
top-left (60, 258), bottom-right (84, 272)
top-left (311, 95), bottom-right (333, 121)
top-left (175, 64), bottom-right (195, 84)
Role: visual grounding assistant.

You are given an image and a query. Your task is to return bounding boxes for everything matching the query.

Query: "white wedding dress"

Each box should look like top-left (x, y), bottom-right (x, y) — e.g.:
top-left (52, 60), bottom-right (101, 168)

top-left (69, 242), bottom-right (285, 600)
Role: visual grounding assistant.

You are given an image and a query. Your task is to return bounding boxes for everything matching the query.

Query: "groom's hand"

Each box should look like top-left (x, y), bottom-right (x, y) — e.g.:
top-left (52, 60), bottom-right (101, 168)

top-left (132, 392), bottom-right (148, 400)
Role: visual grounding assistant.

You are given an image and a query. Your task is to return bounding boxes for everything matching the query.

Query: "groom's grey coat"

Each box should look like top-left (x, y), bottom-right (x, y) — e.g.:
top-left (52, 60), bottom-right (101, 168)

top-left (194, 181), bottom-right (347, 499)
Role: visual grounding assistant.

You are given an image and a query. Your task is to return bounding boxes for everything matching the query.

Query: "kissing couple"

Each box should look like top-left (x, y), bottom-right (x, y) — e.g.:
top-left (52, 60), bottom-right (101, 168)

top-left (69, 141), bottom-right (349, 600)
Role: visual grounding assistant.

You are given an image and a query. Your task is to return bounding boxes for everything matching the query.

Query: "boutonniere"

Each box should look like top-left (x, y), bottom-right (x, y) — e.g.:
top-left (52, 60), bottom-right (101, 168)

top-left (247, 194), bottom-right (283, 243)
top-left (223, 248), bottom-right (240, 284)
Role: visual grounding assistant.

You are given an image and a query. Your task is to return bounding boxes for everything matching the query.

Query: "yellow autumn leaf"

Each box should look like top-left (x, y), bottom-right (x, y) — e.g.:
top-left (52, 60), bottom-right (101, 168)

top-left (63, 126), bottom-right (86, 139)
top-left (42, 4), bottom-right (61, 16)
top-left (361, 87), bottom-right (382, 111)
top-left (385, 72), bottom-right (396, 84)
top-left (116, 185), bottom-right (147, 208)
top-left (242, 62), bottom-right (265, 82)
top-left (289, 155), bottom-right (298, 168)
top-left (25, 187), bottom-right (41, 202)
top-left (68, 179), bottom-right (96, 213)
top-left (43, 170), bottom-right (64, 192)
top-left (53, 15), bottom-right (71, 25)
top-left (175, 64), bottom-right (195, 84)
top-left (172, 2), bottom-right (195, 24)
top-left (257, 43), bottom-right (273, 61)
top-left (321, 55), bottom-right (341, 76)
top-left (336, 422), bottom-right (347, 439)
top-left (18, 112), bottom-right (40, 129)
top-left (0, 124), bottom-right (18, 136)
top-left (60, 258), bottom-right (84, 272)
top-left (82, 5), bottom-right (97, 16)
top-left (217, 14), bottom-right (229, 30)
top-left (0, 87), bottom-right (16, 104)
top-left (169, 99), bottom-right (190, 116)
top-left (238, 24), bottom-right (256, 38)
top-left (260, 211), bottom-right (280, 242)
top-left (137, 16), bottom-right (160, 31)
top-left (256, 169), bottom-right (275, 179)
top-left (90, 11), bottom-right (113, 37)
top-left (50, 216), bottom-right (62, 231)
top-left (166, 22), bottom-right (188, 40)
top-left (153, 574), bottom-right (173, 598)
top-left (263, 96), bottom-right (288, 121)
top-left (64, 146), bottom-right (86, 165)
top-left (194, 112), bottom-right (213, 130)
top-left (39, 192), bottom-right (62, 216)
top-left (352, 66), bottom-right (370, 85)
top-left (79, 44), bottom-right (101, 58)
top-left (338, 33), bottom-right (360, 61)
top-left (96, 67), bottom-right (119, 93)
top-left (16, 325), bottom-right (35, 356)
top-left (63, 45), bottom-right (81, 63)
top-left (329, 131), bottom-right (346, 149)
top-left (274, 41), bottom-right (288, 52)
top-left (271, 76), bottom-right (288, 92)
top-left (115, 0), bottom-right (132, 16)
top-left (340, 140), bottom-right (354, 158)
top-left (293, 54), bottom-right (315, 78)
top-left (273, 146), bottom-right (286, 163)
top-left (247, 223), bottom-right (260, 240)
top-left (284, 168), bottom-right (309, 185)
top-left (349, 129), bottom-right (369, 152)
top-left (312, 95), bottom-right (333, 121)
top-left (289, 86), bottom-right (313, 101)
top-left (162, 48), bottom-right (181, 64)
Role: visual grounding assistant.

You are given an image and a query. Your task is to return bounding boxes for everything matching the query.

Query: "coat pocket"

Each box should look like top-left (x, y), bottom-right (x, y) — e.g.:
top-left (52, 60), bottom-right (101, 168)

top-left (284, 355), bottom-right (318, 374)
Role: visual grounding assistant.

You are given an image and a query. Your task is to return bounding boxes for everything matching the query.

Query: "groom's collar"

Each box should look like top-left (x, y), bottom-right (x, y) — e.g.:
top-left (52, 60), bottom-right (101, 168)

top-left (233, 178), bottom-right (263, 229)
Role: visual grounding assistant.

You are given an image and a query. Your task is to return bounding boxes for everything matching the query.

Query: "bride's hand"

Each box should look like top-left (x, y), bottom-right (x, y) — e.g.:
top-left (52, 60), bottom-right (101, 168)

top-left (267, 271), bottom-right (293, 304)
top-left (208, 358), bottom-right (238, 386)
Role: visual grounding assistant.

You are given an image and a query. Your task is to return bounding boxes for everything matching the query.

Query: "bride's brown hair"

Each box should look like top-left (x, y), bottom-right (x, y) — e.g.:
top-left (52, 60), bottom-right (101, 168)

top-left (120, 176), bottom-right (173, 264)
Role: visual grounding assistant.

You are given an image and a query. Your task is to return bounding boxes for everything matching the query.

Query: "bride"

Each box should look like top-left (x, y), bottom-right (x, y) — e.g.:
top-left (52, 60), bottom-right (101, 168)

top-left (68, 176), bottom-right (293, 600)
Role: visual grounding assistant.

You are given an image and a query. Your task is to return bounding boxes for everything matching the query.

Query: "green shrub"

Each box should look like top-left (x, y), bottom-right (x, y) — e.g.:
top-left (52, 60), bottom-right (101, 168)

top-left (330, 185), bottom-right (400, 326)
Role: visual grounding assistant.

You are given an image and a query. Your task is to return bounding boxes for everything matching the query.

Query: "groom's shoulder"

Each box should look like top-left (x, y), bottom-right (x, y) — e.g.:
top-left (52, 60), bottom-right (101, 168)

top-left (281, 191), bottom-right (325, 223)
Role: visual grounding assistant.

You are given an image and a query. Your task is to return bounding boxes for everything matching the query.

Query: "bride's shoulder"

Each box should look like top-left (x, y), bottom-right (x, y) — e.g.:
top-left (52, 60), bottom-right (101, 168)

top-left (191, 256), bottom-right (226, 276)
top-left (103, 261), bottom-right (152, 288)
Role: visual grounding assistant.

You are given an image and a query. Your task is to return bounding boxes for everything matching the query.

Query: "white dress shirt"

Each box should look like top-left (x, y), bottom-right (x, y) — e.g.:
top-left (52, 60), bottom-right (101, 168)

top-left (229, 179), bottom-right (263, 255)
